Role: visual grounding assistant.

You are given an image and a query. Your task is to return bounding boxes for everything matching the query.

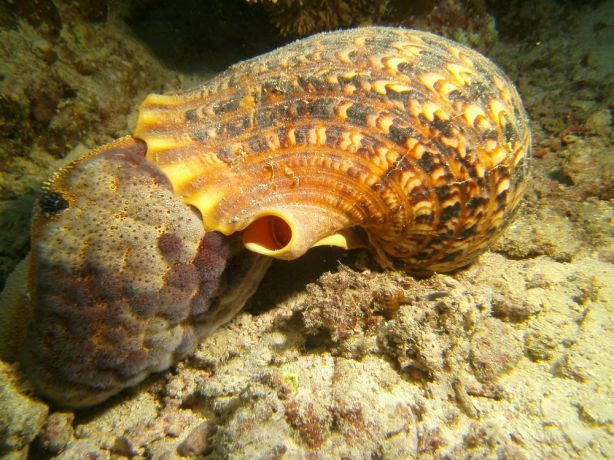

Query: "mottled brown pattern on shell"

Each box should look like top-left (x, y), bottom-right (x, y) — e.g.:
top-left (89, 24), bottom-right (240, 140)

top-left (135, 27), bottom-right (530, 272)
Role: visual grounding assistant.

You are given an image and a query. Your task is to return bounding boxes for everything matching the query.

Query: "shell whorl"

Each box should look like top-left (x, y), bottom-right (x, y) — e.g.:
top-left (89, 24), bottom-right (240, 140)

top-left (134, 27), bottom-right (530, 272)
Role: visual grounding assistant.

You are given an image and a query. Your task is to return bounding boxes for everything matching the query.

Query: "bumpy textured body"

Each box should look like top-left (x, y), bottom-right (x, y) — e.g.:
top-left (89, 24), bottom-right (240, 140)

top-left (21, 27), bottom-right (530, 407)
top-left (24, 138), bottom-right (270, 407)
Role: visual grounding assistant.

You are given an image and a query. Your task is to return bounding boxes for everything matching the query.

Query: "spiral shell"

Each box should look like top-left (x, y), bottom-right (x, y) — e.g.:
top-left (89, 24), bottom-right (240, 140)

top-left (18, 27), bottom-right (529, 407)
top-left (135, 26), bottom-right (530, 272)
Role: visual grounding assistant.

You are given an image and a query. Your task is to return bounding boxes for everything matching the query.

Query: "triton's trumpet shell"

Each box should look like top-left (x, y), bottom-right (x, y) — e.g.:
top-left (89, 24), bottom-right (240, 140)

top-left (135, 27), bottom-right (529, 272)
top-left (16, 27), bottom-right (529, 407)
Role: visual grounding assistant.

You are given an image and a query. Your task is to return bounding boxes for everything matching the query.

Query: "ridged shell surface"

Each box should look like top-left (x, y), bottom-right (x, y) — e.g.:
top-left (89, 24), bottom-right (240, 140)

top-left (135, 27), bottom-right (530, 272)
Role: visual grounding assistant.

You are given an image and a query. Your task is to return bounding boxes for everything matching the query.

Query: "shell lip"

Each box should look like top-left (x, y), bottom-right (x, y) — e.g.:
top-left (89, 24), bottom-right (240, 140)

top-left (312, 228), bottom-right (365, 251)
top-left (242, 211), bottom-right (367, 260)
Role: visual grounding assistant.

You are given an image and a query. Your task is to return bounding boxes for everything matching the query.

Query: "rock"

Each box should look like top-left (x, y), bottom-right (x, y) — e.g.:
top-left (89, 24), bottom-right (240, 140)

top-left (176, 421), bottom-right (216, 457)
top-left (0, 361), bottom-right (48, 454)
top-left (37, 412), bottom-right (75, 455)
top-left (55, 439), bottom-right (109, 460)
top-left (470, 318), bottom-right (523, 383)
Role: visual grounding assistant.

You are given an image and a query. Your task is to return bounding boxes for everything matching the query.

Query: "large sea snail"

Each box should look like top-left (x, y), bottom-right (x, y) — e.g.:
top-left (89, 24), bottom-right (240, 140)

top-left (11, 27), bottom-right (530, 408)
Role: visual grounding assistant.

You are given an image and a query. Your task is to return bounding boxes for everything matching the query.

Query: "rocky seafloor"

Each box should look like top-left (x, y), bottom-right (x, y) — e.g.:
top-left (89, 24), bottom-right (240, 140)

top-left (0, 0), bottom-right (613, 458)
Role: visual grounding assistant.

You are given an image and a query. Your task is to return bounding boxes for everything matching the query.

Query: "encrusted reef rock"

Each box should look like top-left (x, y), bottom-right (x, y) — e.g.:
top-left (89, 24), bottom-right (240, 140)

top-left (0, 1), bottom-right (175, 288)
top-left (0, 360), bottom-right (49, 457)
top-left (244, 0), bottom-right (497, 52)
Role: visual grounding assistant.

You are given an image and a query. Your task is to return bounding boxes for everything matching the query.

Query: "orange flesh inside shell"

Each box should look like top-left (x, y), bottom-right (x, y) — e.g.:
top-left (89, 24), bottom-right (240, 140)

top-left (243, 215), bottom-right (293, 252)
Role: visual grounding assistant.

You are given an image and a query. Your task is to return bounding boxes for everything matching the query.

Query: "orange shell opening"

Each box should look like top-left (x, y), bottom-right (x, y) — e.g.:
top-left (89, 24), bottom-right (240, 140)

top-left (242, 215), bottom-right (293, 253)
